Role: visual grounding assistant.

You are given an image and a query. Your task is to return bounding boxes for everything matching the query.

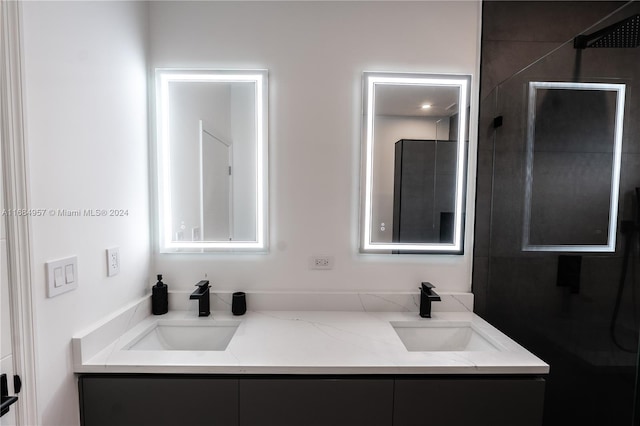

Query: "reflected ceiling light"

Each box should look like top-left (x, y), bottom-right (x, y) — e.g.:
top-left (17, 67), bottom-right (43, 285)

top-left (421, 104), bottom-right (432, 109)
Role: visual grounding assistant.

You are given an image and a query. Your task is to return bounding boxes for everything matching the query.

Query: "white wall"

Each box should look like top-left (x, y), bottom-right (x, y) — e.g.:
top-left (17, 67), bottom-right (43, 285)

top-left (20, 2), bottom-right (150, 425)
top-left (150, 1), bottom-right (481, 293)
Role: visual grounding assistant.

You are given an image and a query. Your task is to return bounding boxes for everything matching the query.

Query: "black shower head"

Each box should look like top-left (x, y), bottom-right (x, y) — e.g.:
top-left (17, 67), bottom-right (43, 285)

top-left (574, 14), bottom-right (640, 49)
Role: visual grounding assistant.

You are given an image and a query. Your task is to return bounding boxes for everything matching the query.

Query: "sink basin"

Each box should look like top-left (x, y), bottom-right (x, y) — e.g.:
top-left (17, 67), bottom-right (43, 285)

top-left (125, 319), bottom-right (240, 351)
top-left (390, 321), bottom-right (501, 352)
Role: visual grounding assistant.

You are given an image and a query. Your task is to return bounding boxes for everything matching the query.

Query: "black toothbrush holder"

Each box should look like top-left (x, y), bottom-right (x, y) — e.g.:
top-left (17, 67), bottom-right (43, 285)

top-left (232, 292), bottom-right (247, 315)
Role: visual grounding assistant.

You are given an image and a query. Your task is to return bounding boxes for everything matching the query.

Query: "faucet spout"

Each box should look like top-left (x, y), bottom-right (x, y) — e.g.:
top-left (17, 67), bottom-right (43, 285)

top-left (190, 280), bottom-right (211, 317)
top-left (419, 282), bottom-right (441, 318)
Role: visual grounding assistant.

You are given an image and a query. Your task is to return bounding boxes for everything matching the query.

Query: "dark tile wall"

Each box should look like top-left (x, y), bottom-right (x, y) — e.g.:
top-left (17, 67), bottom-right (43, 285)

top-left (474, 2), bottom-right (640, 425)
top-left (480, 1), bottom-right (628, 90)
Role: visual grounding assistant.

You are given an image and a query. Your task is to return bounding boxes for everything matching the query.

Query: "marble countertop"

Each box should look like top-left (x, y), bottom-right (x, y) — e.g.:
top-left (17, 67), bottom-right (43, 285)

top-left (72, 299), bottom-right (549, 375)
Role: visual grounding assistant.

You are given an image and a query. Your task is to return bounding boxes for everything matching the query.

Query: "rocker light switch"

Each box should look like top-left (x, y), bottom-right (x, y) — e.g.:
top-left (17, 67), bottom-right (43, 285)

top-left (65, 264), bottom-right (75, 284)
top-left (54, 267), bottom-right (64, 287)
top-left (46, 256), bottom-right (78, 298)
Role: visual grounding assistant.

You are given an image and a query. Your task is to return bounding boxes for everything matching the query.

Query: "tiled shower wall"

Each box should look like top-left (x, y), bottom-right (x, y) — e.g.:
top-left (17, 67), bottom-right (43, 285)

top-left (474, 1), bottom-right (640, 424)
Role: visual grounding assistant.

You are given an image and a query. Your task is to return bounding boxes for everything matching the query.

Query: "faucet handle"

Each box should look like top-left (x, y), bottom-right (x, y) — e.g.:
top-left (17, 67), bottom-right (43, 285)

top-left (420, 282), bottom-right (435, 292)
top-left (195, 280), bottom-right (210, 289)
top-left (420, 282), bottom-right (441, 301)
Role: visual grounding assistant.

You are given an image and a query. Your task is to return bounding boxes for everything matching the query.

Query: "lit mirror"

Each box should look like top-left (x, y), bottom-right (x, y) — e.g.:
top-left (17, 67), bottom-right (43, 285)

top-left (523, 81), bottom-right (625, 252)
top-left (155, 69), bottom-right (268, 252)
top-left (360, 72), bottom-right (470, 253)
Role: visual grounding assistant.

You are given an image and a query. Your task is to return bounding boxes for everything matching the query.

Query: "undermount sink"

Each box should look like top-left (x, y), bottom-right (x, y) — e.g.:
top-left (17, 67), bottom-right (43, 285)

top-left (125, 319), bottom-right (241, 351)
top-left (390, 321), bottom-right (501, 352)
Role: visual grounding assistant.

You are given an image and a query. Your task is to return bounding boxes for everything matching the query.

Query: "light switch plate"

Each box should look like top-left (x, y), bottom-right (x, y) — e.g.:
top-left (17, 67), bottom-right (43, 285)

top-left (46, 256), bottom-right (78, 298)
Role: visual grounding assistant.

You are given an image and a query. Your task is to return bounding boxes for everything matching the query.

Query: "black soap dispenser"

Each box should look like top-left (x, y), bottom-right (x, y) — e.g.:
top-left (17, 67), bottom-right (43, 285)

top-left (152, 274), bottom-right (168, 315)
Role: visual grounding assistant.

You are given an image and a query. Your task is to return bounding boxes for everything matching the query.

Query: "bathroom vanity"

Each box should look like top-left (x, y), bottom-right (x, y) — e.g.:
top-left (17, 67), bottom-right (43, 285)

top-left (79, 374), bottom-right (544, 426)
top-left (73, 295), bottom-right (548, 426)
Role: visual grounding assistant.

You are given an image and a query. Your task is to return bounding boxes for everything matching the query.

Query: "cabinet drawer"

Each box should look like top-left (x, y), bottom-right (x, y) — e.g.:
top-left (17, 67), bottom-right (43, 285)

top-left (393, 377), bottom-right (545, 426)
top-left (239, 378), bottom-right (393, 426)
top-left (79, 375), bottom-right (238, 426)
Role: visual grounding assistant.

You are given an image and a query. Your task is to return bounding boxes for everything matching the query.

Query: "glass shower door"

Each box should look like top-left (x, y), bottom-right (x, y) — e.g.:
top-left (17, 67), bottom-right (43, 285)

top-left (477, 2), bottom-right (640, 424)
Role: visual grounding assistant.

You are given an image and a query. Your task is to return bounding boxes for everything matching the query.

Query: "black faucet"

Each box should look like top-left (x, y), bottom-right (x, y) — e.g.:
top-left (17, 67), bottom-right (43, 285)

top-left (190, 280), bottom-right (211, 317)
top-left (419, 282), bottom-right (441, 318)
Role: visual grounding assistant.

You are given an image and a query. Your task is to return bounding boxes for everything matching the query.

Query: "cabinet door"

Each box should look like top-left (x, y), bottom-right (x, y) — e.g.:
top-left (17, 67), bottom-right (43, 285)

top-left (79, 375), bottom-right (238, 426)
top-left (239, 378), bottom-right (393, 426)
top-left (393, 378), bottom-right (545, 426)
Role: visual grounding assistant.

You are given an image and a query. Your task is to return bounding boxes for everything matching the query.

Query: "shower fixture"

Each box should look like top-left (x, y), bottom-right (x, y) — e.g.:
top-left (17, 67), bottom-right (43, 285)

top-left (610, 187), bottom-right (640, 353)
top-left (574, 13), bottom-right (640, 49)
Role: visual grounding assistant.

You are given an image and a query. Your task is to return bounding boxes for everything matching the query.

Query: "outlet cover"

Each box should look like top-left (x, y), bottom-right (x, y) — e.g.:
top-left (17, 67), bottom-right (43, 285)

top-left (309, 255), bottom-right (334, 270)
top-left (106, 247), bottom-right (120, 277)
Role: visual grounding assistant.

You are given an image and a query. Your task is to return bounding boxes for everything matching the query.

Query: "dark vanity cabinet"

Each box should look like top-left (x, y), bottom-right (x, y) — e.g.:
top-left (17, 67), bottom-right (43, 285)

top-left (393, 377), bottom-right (545, 426)
top-left (79, 375), bottom-right (544, 426)
top-left (239, 378), bottom-right (393, 426)
top-left (79, 375), bottom-right (392, 426)
top-left (79, 375), bottom-right (239, 426)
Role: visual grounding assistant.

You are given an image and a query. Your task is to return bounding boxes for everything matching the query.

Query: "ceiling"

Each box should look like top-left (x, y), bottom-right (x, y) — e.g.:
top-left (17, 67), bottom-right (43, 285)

top-left (375, 84), bottom-right (459, 117)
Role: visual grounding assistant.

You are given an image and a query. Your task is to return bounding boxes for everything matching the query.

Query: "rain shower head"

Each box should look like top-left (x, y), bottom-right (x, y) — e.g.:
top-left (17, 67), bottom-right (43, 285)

top-left (574, 14), bottom-right (640, 49)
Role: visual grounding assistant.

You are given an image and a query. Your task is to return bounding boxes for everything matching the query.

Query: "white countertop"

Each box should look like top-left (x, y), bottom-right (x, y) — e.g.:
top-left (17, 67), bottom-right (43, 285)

top-left (73, 305), bottom-right (549, 375)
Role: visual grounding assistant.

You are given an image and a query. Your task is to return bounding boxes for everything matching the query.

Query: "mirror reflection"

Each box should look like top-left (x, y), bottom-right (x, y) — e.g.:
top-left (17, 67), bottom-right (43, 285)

top-left (523, 81), bottom-right (625, 252)
top-left (156, 69), bottom-right (268, 252)
top-left (361, 73), bottom-right (470, 253)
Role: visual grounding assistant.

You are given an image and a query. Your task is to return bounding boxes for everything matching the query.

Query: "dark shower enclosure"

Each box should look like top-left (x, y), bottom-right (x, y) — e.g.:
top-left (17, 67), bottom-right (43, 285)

top-left (474, 1), bottom-right (640, 425)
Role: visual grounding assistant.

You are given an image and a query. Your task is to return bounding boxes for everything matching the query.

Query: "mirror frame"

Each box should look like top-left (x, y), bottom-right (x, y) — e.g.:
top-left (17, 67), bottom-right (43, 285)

top-left (360, 72), bottom-right (470, 254)
top-left (522, 81), bottom-right (625, 253)
top-left (155, 69), bottom-right (268, 252)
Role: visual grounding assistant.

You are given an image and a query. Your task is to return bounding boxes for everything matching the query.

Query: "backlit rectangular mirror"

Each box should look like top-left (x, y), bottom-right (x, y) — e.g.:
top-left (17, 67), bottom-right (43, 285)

top-left (523, 81), bottom-right (625, 252)
top-left (360, 72), bottom-right (470, 254)
top-left (155, 69), bottom-right (268, 252)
